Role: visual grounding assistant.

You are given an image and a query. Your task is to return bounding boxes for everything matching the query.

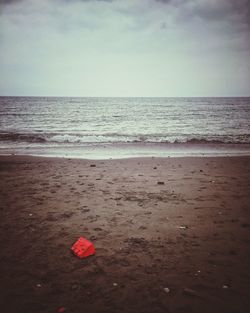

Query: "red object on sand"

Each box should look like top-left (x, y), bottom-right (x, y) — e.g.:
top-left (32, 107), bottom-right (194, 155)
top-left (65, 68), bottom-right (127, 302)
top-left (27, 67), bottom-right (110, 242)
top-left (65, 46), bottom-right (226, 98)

top-left (57, 307), bottom-right (66, 313)
top-left (71, 237), bottom-right (95, 259)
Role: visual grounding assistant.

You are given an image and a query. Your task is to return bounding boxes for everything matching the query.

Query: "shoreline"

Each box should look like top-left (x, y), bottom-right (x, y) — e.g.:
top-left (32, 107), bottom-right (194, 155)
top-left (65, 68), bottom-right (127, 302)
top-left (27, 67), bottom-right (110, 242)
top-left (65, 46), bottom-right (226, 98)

top-left (1, 155), bottom-right (250, 313)
top-left (1, 142), bottom-right (250, 159)
top-left (1, 153), bottom-right (250, 162)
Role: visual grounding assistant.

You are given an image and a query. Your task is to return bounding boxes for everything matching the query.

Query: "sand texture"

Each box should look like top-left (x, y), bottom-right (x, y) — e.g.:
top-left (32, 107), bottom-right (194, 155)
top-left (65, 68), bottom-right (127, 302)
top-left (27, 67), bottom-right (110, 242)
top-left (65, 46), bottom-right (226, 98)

top-left (0, 155), bottom-right (250, 313)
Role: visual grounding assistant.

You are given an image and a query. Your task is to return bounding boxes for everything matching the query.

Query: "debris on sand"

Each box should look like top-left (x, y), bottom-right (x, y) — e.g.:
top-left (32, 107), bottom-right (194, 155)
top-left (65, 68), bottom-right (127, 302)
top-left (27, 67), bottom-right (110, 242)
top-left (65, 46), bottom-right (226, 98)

top-left (71, 237), bottom-right (95, 259)
top-left (183, 288), bottom-right (198, 297)
top-left (179, 226), bottom-right (188, 229)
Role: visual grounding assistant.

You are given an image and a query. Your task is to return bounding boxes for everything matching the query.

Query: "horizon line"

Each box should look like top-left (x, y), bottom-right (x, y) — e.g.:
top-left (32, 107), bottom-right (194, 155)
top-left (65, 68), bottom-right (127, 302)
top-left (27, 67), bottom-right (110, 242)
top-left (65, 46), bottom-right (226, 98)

top-left (1, 95), bottom-right (250, 98)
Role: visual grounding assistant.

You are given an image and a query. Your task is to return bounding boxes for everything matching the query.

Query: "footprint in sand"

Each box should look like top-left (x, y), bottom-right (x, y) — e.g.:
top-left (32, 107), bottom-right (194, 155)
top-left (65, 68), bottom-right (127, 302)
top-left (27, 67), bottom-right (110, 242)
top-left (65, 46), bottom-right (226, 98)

top-left (94, 227), bottom-right (103, 231)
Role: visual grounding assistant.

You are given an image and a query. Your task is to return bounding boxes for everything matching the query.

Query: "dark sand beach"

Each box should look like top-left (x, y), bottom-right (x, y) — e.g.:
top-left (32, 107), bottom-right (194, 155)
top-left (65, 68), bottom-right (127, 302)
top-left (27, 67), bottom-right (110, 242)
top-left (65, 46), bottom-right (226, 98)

top-left (0, 155), bottom-right (250, 313)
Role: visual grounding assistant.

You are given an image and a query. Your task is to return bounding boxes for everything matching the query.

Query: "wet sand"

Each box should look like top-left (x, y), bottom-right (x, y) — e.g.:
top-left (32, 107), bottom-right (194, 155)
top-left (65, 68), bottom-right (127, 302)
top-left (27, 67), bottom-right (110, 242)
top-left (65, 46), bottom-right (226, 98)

top-left (0, 155), bottom-right (250, 313)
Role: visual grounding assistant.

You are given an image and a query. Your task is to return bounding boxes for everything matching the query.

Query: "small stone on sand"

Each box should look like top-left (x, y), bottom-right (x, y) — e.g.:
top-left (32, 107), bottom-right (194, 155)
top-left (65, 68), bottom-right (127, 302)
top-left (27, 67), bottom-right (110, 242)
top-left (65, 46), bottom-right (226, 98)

top-left (179, 226), bottom-right (188, 229)
top-left (183, 288), bottom-right (197, 296)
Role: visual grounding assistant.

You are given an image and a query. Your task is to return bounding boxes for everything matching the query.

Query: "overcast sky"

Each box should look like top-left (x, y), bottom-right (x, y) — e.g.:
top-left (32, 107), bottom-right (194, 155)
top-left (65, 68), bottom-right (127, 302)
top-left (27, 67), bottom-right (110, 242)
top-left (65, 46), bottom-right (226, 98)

top-left (0, 0), bottom-right (249, 96)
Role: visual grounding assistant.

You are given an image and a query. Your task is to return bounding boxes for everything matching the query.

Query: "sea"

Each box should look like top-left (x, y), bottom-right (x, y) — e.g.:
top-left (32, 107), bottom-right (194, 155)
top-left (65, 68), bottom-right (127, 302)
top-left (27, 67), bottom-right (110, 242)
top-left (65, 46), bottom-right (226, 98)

top-left (0, 96), bottom-right (250, 159)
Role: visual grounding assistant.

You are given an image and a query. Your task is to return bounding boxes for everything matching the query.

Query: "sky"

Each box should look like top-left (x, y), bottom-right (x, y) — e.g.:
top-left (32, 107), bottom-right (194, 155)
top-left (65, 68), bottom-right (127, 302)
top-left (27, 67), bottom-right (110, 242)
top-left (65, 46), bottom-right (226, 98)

top-left (0, 0), bottom-right (249, 97)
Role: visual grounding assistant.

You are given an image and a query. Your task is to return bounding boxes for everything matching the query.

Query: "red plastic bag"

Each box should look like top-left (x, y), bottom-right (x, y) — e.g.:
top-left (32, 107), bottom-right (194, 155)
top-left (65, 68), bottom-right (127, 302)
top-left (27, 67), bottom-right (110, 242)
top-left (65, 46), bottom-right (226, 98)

top-left (71, 237), bottom-right (95, 259)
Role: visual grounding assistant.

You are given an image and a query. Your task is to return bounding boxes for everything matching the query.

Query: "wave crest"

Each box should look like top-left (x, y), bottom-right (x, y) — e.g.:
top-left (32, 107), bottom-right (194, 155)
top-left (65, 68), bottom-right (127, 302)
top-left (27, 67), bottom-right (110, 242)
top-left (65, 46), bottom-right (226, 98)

top-left (0, 131), bottom-right (250, 145)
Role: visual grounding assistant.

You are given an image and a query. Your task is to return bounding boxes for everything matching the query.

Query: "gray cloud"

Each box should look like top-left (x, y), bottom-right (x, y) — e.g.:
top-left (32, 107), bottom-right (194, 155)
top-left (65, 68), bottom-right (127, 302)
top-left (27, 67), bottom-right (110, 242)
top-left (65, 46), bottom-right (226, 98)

top-left (0, 0), bottom-right (249, 96)
top-left (0, 0), bottom-right (113, 6)
top-left (1, 0), bottom-right (249, 30)
top-left (60, 0), bottom-right (114, 3)
top-left (156, 0), bottom-right (250, 27)
top-left (0, 0), bottom-right (22, 4)
top-left (191, 0), bottom-right (249, 27)
top-left (0, 0), bottom-right (111, 2)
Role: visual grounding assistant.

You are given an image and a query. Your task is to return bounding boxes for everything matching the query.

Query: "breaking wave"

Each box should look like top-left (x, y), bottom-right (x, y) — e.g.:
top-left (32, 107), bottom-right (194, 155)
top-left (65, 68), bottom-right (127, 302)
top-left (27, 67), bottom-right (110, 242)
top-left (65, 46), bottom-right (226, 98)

top-left (1, 131), bottom-right (250, 145)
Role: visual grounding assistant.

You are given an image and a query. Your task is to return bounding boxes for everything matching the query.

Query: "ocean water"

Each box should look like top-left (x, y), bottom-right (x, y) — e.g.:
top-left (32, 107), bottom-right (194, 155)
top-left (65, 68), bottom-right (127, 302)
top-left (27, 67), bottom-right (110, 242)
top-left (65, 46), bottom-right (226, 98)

top-left (0, 96), bottom-right (250, 158)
